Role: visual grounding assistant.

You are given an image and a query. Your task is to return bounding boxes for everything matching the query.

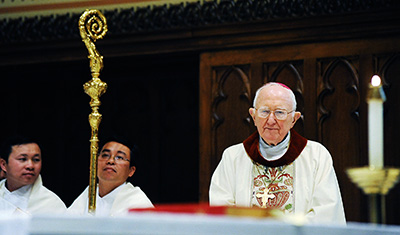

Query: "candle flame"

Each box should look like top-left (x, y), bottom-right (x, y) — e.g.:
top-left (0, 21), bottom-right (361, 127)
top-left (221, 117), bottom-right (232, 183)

top-left (371, 75), bottom-right (381, 87)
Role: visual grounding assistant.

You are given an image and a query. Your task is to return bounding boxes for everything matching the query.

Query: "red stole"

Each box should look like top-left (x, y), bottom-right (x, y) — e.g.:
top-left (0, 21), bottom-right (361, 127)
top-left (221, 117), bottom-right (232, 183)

top-left (243, 129), bottom-right (307, 167)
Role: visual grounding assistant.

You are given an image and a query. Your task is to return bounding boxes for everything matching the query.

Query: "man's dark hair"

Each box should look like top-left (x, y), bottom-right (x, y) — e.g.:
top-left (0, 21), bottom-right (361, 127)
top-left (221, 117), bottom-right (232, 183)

top-left (0, 135), bottom-right (40, 163)
top-left (99, 135), bottom-right (140, 167)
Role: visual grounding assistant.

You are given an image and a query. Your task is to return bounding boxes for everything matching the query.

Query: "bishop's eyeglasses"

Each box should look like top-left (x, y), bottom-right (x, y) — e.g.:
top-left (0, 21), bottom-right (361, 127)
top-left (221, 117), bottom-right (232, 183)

top-left (98, 153), bottom-right (130, 163)
top-left (255, 107), bottom-right (294, 120)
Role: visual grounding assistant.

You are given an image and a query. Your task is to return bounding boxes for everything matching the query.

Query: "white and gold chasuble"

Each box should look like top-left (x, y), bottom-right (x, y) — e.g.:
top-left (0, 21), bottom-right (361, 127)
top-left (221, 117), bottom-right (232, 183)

top-left (252, 163), bottom-right (294, 213)
top-left (209, 130), bottom-right (346, 225)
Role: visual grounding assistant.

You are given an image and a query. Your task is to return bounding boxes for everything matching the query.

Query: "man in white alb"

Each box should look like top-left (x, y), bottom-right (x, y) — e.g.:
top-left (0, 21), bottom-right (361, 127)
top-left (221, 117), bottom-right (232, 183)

top-left (68, 136), bottom-right (153, 216)
top-left (0, 136), bottom-right (67, 215)
top-left (209, 82), bottom-right (346, 224)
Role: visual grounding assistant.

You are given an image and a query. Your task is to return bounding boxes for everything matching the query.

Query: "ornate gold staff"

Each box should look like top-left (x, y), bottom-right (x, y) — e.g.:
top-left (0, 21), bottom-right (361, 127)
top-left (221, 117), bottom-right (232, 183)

top-left (79, 9), bottom-right (108, 214)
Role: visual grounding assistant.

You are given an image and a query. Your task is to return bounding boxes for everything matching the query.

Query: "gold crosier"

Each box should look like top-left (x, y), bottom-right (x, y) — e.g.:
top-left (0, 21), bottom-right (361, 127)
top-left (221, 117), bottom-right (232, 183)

top-left (79, 9), bottom-right (108, 214)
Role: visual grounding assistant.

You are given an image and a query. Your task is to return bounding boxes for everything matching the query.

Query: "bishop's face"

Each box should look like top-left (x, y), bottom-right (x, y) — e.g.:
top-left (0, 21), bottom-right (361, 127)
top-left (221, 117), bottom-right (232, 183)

top-left (97, 141), bottom-right (135, 186)
top-left (249, 85), bottom-right (301, 145)
top-left (0, 143), bottom-right (42, 192)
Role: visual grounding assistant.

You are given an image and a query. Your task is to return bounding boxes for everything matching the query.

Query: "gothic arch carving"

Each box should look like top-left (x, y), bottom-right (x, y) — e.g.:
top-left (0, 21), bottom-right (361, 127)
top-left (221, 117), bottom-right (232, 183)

top-left (318, 57), bottom-right (360, 141)
top-left (211, 65), bottom-right (251, 130)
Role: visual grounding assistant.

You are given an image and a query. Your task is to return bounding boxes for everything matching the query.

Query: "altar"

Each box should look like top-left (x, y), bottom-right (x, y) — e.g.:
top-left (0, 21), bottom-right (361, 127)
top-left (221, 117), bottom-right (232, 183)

top-left (1, 212), bottom-right (400, 235)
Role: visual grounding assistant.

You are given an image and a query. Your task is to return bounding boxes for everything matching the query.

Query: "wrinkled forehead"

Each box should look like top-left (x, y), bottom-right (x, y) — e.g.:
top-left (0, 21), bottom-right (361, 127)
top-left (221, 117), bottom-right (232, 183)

top-left (256, 85), bottom-right (294, 108)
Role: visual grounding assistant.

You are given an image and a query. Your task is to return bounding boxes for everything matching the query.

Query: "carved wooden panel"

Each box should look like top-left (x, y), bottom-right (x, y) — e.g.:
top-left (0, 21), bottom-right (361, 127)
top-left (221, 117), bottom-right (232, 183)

top-left (211, 65), bottom-right (254, 168)
top-left (317, 57), bottom-right (363, 222)
top-left (199, 64), bottom-right (256, 200)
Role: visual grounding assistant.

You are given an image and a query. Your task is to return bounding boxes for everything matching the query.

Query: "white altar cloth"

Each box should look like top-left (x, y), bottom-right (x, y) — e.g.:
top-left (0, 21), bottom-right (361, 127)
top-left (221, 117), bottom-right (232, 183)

top-left (1, 212), bottom-right (400, 235)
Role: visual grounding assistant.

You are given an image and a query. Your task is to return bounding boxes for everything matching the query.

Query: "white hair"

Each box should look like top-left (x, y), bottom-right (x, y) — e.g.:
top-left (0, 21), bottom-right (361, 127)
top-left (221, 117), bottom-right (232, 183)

top-left (253, 82), bottom-right (297, 110)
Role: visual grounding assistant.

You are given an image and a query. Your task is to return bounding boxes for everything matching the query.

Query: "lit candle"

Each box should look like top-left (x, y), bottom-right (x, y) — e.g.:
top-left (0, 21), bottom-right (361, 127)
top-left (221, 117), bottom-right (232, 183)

top-left (367, 75), bottom-right (386, 169)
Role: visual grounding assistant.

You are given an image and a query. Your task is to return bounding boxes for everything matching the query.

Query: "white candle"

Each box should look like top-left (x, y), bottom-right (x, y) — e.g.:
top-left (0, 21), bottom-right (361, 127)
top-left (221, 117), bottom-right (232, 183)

top-left (368, 75), bottom-right (385, 168)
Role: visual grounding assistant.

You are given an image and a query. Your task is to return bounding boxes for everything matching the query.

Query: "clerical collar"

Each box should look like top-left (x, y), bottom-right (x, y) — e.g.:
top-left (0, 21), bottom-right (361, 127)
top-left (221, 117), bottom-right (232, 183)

top-left (259, 132), bottom-right (290, 161)
top-left (243, 129), bottom-right (308, 167)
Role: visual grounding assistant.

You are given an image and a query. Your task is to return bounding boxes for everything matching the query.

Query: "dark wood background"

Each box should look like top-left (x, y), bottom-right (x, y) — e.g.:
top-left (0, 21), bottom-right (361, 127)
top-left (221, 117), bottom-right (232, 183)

top-left (0, 0), bottom-right (399, 225)
top-left (199, 44), bottom-right (400, 224)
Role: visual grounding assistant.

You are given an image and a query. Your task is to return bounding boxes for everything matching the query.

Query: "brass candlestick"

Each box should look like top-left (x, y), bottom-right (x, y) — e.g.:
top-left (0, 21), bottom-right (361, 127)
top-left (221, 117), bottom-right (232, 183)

top-left (346, 167), bottom-right (400, 223)
top-left (79, 9), bottom-right (108, 214)
top-left (346, 76), bottom-right (400, 224)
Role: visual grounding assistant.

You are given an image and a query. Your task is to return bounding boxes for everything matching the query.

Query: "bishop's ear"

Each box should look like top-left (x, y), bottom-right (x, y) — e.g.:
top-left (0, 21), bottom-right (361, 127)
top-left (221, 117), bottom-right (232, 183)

top-left (249, 108), bottom-right (257, 123)
top-left (291, 111), bottom-right (302, 126)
